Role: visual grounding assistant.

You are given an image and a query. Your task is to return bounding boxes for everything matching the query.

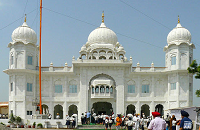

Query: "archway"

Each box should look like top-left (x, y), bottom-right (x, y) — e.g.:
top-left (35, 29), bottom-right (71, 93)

top-left (92, 102), bottom-right (112, 115)
top-left (68, 105), bottom-right (78, 116)
top-left (42, 104), bottom-right (49, 114)
top-left (141, 104), bottom-right (150, 117)
top-left (155, 104), bottom-right (164, 116)
top-left (54, 104), bottom-right (63, 119)
top-left (126, 104), bottom-right (135, 115)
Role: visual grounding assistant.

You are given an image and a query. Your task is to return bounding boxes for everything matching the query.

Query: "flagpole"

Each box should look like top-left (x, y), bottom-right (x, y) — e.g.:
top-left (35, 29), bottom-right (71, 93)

top-left (39, 0), bottom-right (42, 114)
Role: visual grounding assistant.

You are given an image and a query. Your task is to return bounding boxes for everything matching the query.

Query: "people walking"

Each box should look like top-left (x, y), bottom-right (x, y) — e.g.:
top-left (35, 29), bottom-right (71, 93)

top-left (179, 110), bottom-right (193, 130)
top-left (171, 117), bottom-right (177, 130)
top-left (81, 113), bottom-right (85, 125)
top-left (109, 116), bottom-right (113, 130)
top-left (115, 114), bottom-right (122, 130)
top-left (65, 115), bottom-right (70, 128)
top-left (105, 116), bottom-right (109, 130)
top-left (126, 117), bottom-right (135, 130)
top-left (140, 116), bottom-right (145, 130)
top-left (169, 115), bottom-right (175, 130)
top-left (148, 111), bottom-right (167, 130)
top-left (86, 111), bottom-right (91, 124)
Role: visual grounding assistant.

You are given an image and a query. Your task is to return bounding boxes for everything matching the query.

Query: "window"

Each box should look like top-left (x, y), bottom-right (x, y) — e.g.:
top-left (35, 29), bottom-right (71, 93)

top-left (106, 86), bottom-right (109, 93)
top-left (171, 56), bottom-right (176, 65)
top-left (11, 83), bottom-right (13, 91)
top-left (27, 111), bottom-right (32, 115)
top-left (128, 85), bottom-right (135, 93)
top-left (69, 85), bottom-right (77, 93)
top-left (189, 56), bottom-right (192, 65)
top-left (55, 85), bottom-right (62, 93)
top-left (92, 87), bottom-right (94, 94)
top-left (142, 85), bottom-right (149, 93)
top-left (171, 83), bottom-right (176, 90)
top-left (28, 56), bottom-right (33, 65)
top-left (95, 86), bottom-right (99, 93)
top-left (27, 83), bottom-right (32, 92)
top-left (11, 56), bottom-right (13, 64)
top-left (10, 110), bottom-right (13, 114)
top-left (110, 86), bottom-right (113, 94)
top-left (100, 86), bottom-right (105, 93)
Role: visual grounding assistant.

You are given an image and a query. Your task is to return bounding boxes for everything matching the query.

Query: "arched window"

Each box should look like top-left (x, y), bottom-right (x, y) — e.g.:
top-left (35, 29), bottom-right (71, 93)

top-left (109, 56), bottom-right (113, 59)
top-left (99, 56), bottom-right (106, 59)
top-left (81, 54), bottom-right (86, 59)
top-left (69, 80), bottom-right (77, 93)
top-left (95, 86), bottom-right (99, 93)
top-left (106, 86), bottom-right (109, 93)
top-left (100, 85), bottom-right (105, 93)
top-left (110, 86), bottom-right (113, 94)
top-left (119, 54), bottom-right (124, 59)
top-left (128, 85), bottom-right (135, 93)
top-left (69, 85), bottom-right (77, 93)
top-left (92, 86), bottom-right (94, 94)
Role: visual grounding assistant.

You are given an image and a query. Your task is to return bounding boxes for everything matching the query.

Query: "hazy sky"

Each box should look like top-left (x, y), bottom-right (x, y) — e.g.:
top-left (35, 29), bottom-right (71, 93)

top-left (0, 0), bottom-right (199, 106)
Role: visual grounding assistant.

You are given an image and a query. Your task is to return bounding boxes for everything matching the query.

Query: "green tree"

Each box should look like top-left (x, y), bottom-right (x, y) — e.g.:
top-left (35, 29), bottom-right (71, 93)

top-left (188, 60), bottom-right (200, 97)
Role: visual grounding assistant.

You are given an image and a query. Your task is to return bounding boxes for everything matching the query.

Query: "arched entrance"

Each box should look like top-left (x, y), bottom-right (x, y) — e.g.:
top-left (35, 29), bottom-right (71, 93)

top-left (54, 104), bottom-right (63, 119)
top-left (68, 104), bottom-right (78, 116)
top-left (92, 102), bottom-right (112, 115)
top-left (141, 104), bottom-right (150, 117)
top-left (155, 104), bottom-right (164, 116)
top-left (42, 104), bottom-right (49, 114)
top-left (126, 104), bottom-right (135, 115)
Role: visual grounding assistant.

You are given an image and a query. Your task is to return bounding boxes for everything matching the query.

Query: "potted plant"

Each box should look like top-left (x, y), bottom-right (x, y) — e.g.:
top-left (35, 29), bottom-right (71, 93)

top-left (8, 113), bottom-right (15, 128)
top-left (21, 124), bottom-right (24, 128)
top-left (15, 116), bottom-right (22, 128)
top-left (37, 123), bottom-right (43, 128)
top-left (32, 122), bottom-right (36, 128)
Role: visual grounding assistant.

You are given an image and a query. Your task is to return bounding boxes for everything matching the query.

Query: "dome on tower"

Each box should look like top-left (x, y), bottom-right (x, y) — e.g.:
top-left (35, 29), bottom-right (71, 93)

top-left (167, 17), bottom-right (191, 45)
top-left (11, 17), bottom-right (37, 45)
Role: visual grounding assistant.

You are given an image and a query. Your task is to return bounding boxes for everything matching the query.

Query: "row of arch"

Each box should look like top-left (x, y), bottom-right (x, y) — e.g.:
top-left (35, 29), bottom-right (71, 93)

top-left (42, 104), bottom-right (78, 119)
top-left (91, 85), bottom-right (113, 94)
top-left (80, 49), bottom-right (125, 60)
top-left (41, 103), bottom-right (164, 119)
top-left (126, 104), bottom-right (164, 116)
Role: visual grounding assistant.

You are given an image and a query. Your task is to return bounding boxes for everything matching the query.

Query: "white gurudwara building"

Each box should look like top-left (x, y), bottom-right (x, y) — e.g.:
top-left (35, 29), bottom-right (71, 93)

top-left (4, 14), bottom-right (195, 122)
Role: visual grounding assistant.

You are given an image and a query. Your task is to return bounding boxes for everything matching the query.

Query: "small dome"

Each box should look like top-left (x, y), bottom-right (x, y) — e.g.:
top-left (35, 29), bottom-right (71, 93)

top-left (12, 22), bottom-right (37, 44)
top-left (167, 23), bottom-right (191, 45)
top-left (87, 23), bottom-right (118, 46)
top-left (80, 45), bottom-right (87, 51)
top-left (118, 46), bottom-right (124, 51)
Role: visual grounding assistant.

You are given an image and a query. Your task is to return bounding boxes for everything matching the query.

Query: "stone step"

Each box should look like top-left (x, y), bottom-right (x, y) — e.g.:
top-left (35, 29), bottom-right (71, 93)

top-left (77, 124), bottom-right (116, 129)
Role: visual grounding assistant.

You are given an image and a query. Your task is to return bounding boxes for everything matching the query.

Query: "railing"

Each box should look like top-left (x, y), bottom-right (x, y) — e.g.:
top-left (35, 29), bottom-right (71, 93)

top-left (91, 92), bottom-right (114, 98)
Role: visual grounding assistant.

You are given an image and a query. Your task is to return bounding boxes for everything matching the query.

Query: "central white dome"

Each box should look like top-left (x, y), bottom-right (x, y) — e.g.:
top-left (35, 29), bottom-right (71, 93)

top-left (87, 23), bottom-right (118, 45)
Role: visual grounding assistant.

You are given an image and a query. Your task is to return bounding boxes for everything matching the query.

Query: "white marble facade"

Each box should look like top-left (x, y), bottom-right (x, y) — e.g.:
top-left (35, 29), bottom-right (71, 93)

top-left (4, 16), bottom-right (195, 122)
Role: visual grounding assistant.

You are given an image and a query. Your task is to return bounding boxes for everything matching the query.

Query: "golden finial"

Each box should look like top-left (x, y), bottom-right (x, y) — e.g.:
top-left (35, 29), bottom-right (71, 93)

top-left (24, 14), bottom-right (27, 22)
top-left (102, 11), bottom-right (104, 23)
top-left (178, 15), bottom-right (180, 23)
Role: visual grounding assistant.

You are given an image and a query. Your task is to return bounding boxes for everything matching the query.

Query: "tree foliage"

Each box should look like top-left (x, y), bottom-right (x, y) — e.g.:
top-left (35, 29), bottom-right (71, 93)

top-left (188, 60), bottom-right (200, 97)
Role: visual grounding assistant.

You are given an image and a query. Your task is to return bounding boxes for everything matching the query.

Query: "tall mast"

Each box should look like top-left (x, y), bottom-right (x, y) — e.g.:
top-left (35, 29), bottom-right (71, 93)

top-left (39, 0), bottom-right (42, 114)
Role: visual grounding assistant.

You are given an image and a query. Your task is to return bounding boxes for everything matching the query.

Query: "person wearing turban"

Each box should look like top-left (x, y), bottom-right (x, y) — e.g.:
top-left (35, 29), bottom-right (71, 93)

top-left (148, 112), bottom-right (166, 130)
top-left (179, 110), bottom-right (193, 130)
top-left (115, 114), bottom-right (122, 130)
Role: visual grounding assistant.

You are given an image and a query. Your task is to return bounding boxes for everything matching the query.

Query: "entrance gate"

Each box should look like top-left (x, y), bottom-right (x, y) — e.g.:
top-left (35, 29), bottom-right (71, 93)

top-left (92, 102), bottom-right (113, 115)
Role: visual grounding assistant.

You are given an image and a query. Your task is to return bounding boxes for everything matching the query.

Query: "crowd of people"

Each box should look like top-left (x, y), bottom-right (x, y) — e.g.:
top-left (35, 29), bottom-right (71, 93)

top-left (80, 110), bottom-right (193, 130)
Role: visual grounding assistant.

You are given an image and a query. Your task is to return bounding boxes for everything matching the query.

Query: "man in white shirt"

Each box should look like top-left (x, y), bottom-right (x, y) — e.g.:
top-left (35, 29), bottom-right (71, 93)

top-left (148, 112), bottom-right (166, 130)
